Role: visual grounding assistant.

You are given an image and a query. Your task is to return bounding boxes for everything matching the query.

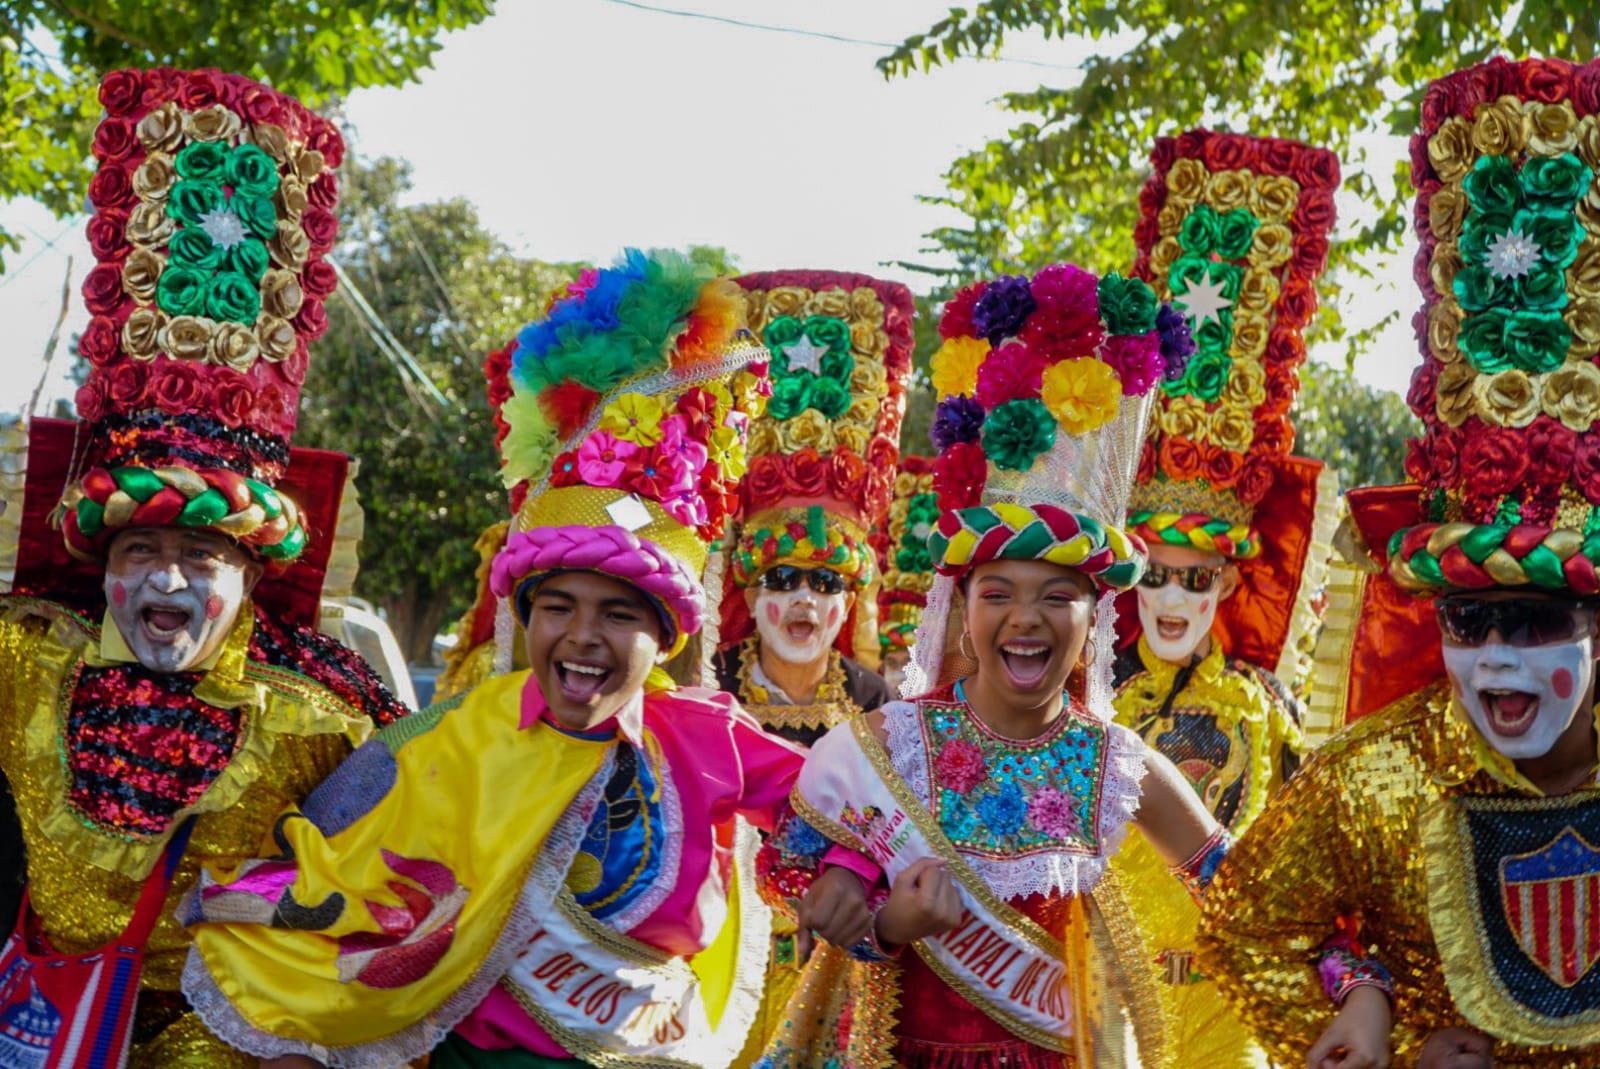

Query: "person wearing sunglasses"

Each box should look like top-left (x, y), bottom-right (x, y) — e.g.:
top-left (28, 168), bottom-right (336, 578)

top-left (1199, 56), bottom-right (1600, 1069)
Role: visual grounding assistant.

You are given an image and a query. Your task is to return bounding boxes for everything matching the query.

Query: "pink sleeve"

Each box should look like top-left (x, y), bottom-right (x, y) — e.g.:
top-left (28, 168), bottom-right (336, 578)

top-left (822, 843), bottom-right (885, 896)
top-left (728, 699), bottom-right (806, 832)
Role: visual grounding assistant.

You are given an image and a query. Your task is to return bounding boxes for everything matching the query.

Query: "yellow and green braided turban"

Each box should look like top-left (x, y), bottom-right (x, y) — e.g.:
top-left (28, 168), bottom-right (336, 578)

top-left (926, 503), bottom-right (1145, 590)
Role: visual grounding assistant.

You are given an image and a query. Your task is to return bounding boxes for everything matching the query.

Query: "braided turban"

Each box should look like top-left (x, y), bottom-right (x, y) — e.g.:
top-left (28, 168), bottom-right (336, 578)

top-left (1389, 522), bottom-right (1600, 595)
top-left (1127, 509), bottom-right (1259, 560)
top-left (926, 503), bottom-right (1146, 590)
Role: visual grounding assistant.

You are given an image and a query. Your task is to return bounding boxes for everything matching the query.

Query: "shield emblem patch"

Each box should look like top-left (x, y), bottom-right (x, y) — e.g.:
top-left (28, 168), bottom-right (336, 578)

top-left (1500, 828), bottom-right (1600, 988)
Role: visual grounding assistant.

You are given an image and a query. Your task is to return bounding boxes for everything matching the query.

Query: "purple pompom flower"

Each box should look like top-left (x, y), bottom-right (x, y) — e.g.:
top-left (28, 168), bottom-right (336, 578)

top-left (1156, 302), bottom-right (1197, 380)
top-left (971, 274), bottom-right (1037, 345)
top-left (930, 395), bottom-right (986, 450)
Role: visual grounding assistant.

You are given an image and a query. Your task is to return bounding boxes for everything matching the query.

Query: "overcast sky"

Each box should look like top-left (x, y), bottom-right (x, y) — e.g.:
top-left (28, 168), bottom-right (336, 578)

top-left (0, 0), bottom-right (1419, 418)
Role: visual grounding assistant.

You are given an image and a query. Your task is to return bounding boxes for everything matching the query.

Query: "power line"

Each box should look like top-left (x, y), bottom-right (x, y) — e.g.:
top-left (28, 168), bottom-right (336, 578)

top-left (599, 0), bottom-right (1085, 72)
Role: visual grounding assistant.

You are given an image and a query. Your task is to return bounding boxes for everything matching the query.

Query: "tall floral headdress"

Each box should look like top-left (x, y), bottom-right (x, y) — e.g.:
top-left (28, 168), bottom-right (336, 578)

top-left (721, 270), bottom-right (914, 664)
top-left (875, 454), bottom-right (937, 656)
top-left (62, 68), bottom-right (344, 566)
top-left (1126, 129), bottom-right (1344, 677)
top-left (905, 263), bottom-right (1193, 701)
top-left (487, 250), bottom-right (771, 657)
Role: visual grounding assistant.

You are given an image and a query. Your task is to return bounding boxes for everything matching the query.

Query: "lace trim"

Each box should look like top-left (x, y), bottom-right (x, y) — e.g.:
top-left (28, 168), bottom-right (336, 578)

top-left (182, 750), bottom-right (613, 1067)
top-left (883, 695), bottom-right (1145, 902)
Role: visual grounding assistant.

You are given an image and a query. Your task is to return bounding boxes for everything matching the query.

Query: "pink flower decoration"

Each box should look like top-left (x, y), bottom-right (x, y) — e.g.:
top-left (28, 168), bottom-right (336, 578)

top-left (974, 343), bottom-right (1049, 409)
top-left (1020, 263), bottom-right (1105, 361)
top-left (661, 488), bottom-right (709, 528)
top-left (658, 415), bottom-right (709, 475)
top-left (576, 431), bottom-right (638, 487)
top-left (934, 739), bottom-right (988, 795)
top-left (1026, 786), bottom-right (1082, 839)
top-left (624, 445), bottom-right (692, 499)
top-left (1103, 334), bottom-right (1164, 396)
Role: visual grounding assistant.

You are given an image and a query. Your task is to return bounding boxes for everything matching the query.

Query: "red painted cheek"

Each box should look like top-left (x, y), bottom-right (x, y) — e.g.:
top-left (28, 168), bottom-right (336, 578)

top-left (205, 595), bottom-right (225, 620)
top-left (1553, 667), bottom-right (1575, 700)
top-left (827, 605), bottom-right (840, 628)
top-left (1199, 599), bottom-right (1211, 614)
top-left (764, 602), bottom-right (781, 625)
top-left (110, 581), bottom-right (127, 607)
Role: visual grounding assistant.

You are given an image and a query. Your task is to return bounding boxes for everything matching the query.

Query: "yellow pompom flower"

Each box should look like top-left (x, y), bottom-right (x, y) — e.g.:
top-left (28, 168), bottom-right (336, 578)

top-left (930, 336), bottom-right (990, 399)
top-left (598, 392), bottom-right (666, 445)
top-left (1041, 358), bottom-right (1123, 435)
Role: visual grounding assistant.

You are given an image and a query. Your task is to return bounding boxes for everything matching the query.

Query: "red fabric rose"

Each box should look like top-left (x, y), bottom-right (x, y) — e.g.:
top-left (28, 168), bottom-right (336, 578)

top-left (1527, 416), bottom-right (1577, 487)
top-left (301, 208), bottom-right (339, 255)
top-left (788, 448), bottom-right (829, 499)
top-left (1410, 136), bottom-right (1433, 188)
top-left (238, 83), bottom-right (283, 125)
top-left (293, 299), bottom-right (328, 341)
top-left (1174, 129), bottom-right (1209, 160)
top-left (151, 361), bottom-right (205, 414)
top-left (1574, 435), bottom-right (1600, 505)
top-left (1255, 138), bottom-right (1298, 177)
top-left (1519, 58), bottom-right (1571, 104)
top-left (82, 263), bottom-right (126, 317)
top-left (1236, 455), bottom-right (1277, 505)
top-left (140, 68), bottom-right (180, 111)
top-left (1252, 418), bottom-right (1295, 457)
top-left (212, 375), bottom-right (255, 428)
top-left (307, 172), bottom-right (339, 212)
top-left (86, 210), bottom-right (130, 263)
top-left (251, 383), bottom-right (294, 437)
top-left (829, 448), bottom-right (871, 505)
top-left (939, 281), bottom-right (988, 340)
top-left (1575, 65), bottom-right (1600, 118)
top-left (1203, 133), bottom-right (1254, 172)
top-left (88, 164), bottom-right (135, 211)
top-left (1430, 426), bottom-right (1463, 487)
top-left (179, 70), bottom-right (222, 109)
top-left (745, 455), bottom-right (786, 511)
top-left (1138, 175), bottom-right (1166, 219)
top-left (1277, 277), bottom-right (1318, 330)
top-left (1136, 440), bottom-right (1157, 484)
top-left (1291, 234), bottom-right (1331, 280)
top-left (300, 260), bottom-right (338, 301)
top-left (1483, 58), bottom-right (1520, 102)
top-left (1159, 436), bottom-right (1204, 481)
top-left (1150, 137), bottom-right (1176, 173)
top-left (78, 316), bottom-right (121, 367)
top-left (1261, 363), bottom-right (1300, 417)
top-left (1405, 438), bottom-right (1431, 484)
top-left (98, 70), bottom-right (144, 117)
top-left (105, 361), bottom-right (150, 409)
top-left (933, 441), bottom-right (986, 512)
top-left (1463, 425), bottom-right (1530, 497)
top-left (1293, 188), bottom-right (1337, 233)
top-left (1290, 146), bottom-right (1340, 192)
top-left (309, 125), bottom-right (345, 169)
top-left (1406, 360), bottom-right (1440, 426)
top-left (1203, 444), bottom-right (1244, 488)
top-left (92, 119), bottom-right (140, 164)
top-left (1421, 82), bottom-right (1453, 133)
top-left (1130, 255), bottom-right (1152, 283)
top-left (279, 340), bottom-right (310, 387)
top-left (74, 379), bottom-right (106, 423)
top-left (1264, 325), bottom-right (1305, 367)
top-left (1133, 217), bottom-right (1162, 258)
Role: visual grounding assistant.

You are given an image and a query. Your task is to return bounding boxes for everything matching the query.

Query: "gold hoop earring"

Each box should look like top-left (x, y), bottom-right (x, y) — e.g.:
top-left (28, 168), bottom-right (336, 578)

top-left (959, 631), bottom-right (977, 661)
top-left (1082, 638), bottom-right (1098, 668)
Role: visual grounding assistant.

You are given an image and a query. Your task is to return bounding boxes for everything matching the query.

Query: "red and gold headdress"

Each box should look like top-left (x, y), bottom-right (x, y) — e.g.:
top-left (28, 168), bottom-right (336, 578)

top-left (62, 68), bottom-right (343, 566)
top-left (722, 270), bottom-right (915, 664)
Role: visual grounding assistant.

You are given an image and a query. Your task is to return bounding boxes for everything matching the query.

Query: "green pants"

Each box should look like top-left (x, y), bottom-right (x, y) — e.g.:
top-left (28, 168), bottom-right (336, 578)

top-left (429, 1033), bottom-right (590, 1069)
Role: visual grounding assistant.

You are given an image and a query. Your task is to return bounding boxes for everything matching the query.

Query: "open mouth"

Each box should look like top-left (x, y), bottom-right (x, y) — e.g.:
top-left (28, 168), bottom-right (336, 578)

top-left (1482, 688), bottom-right (1539, 736)
top-left (784, 619), bottom-right (819, 645)
top-left (556, 660), bottom-right (613, 705)
top-left (141, 605), bottom-right (192, 641)
top-left (1155, 616), bottom-right (1190, 643)
top-left (999, 642), bottom-right (1052, 690)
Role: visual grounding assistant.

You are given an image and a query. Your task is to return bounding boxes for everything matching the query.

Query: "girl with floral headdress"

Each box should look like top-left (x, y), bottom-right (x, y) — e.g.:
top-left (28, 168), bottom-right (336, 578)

top-left (754, 265), bottom-right (1226, 1069)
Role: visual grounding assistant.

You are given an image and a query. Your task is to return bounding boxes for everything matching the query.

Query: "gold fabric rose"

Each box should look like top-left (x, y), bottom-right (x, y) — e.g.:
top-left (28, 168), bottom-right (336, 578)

top-left (1473, 368), bottom-right (1540, 427)
top-left (1231, 314), bottom-right (1270, 360)
top-left (1237, 268), bottom-right (1280, 315)
top-left (256, 315), bottom-right (298, 362)
top-left (1150, 237), bottom-right (1183, 280)
top-left (160, 315), bottom-right (212, 362)
top-left (125, 202), bottom-right (175, 248)
top-left (121, 308), bottom-right (165, 359)
top-left (781, 410), bottom-right (834, 452)
top-left (1435, 361), bottom-right (1478, 427)
top-left (845, 395), bottom-right (877, 429)
top-left (850, 360), bottom-right (887, 398)
top-left (268, 220), bottom-right (311, 271)
top-left (1209, 404), bottom-right (1257, 454)
top-left (1428, 185), bottom-right (1469, 243)
top-left (1160, 395), bottom-right (1209, 441)
top-left (1249, 223), bottom-right (1295, 270)
top-left (209, 322), bottom-right (261, 372)
top-left (1430, 243), bottom-right (1464, 299)
top-left (276, 175), bottom-right (307, 224)
top-left (1205, 169), bottom-right (1252, 212)
top-left (133, 153), bottom-right (176, 202)
top-left (1566, 300), bottom-right (1600, 349)
top-left (1427, 118), bottom-right (1475, 183)
top-left (1573, 240), bottom-right (1600, 295)
top-left (1581, 185), bottom-right (1600, 234)
top-left (763, 287), bottom-right (809, 320)
top-left (849, 286), bottom-right (884, 322)
top-left (850, 321), bottom-right (887, 360)
top-left (1250, 175), bottom-right (1300, 223)
top-left (1527, 101), bottom-right (1579, 156)
top-left (1428, 297), bottom-right (1465, 363)
top-left (248, 122), bottom-right (291, 164)
top-left (294, 148), bottom-right (326, 183)
top-left (136, 102), bottom-right (184, 154)
top-left (836, 424), bottom-right (871, 454)
top-left (1542, 361), bottom-right (1600, 432)
top-left (807, 288), bottom-right (851, 320)
top-left (1222, 357), bottom-right (1267, 409)
top-left (747, 419), bottom-right (778, 457)
top-left (1157, 204), bottom-right (1188, 236)
top-left (261, 269), bottom-right (305, 320)
top-left (120, 249), bottom-right (165, 304)
top-left (1166, 158), bottom-right (1208, 208)
top-left (1578, 115), bottom-right (1600, 171)
top-left (1471, 95), bottom-right (1528, 157)
top-left (185, 104), bottom-right (243, 143)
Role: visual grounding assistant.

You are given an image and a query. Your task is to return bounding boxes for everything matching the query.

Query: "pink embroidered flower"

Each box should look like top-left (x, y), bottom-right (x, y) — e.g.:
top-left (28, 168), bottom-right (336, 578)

top-left (576, 431), bottom-right (638, 487)
top-left (1026, 786), bottom-right (1082, 839)
top-left (934, 739), bottom-right (988, 795)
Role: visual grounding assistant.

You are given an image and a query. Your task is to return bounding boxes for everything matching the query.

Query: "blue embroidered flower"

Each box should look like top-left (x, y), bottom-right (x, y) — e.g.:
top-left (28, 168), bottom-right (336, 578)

top-left (940, 789), bottom-right (980, 842)
top-left (782, 818), bottom-right (829, 858)
top-left (975, 782), bottom-right (1028, 838)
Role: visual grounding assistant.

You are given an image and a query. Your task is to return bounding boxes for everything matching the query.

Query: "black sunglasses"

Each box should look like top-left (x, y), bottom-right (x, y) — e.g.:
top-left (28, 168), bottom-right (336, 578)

top-left (1137, 563), bottom-right (1224, 594)
top-left (758, 565), bottom-right (846, 596)
top-left (1435, 597), bottom-right (1594, 648)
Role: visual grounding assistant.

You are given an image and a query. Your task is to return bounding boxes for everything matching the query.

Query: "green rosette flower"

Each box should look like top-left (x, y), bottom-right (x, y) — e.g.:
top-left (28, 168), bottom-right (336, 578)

top-left (1457, 307), bottom-right (1569, 374)
top-left (762, 313), bottom-right (854, 419)
top-left (981, 398), bottom-right (1056, 472)
top-left (157, 265), bottom-right (210, 317)
top-left (205, 271), bottom-right (262, 323)
top-left (1097, 272), bottom-right (1158, 335)
top-left (228, 239), bottom-right (270, 283)
top-left (765, 374), bottom-right (810, 421)
top-left (1465, 156), bottom-right (1522, 218)
top-left (226, 144), bottom-right (281, 199)
top-left (168, 228), bottom-right (223, 271)
top-left (1215, 210), bottom-right (1260, 260)
top-left (1191, 316), bottom-right (1234, 359)
top-left (1179, 205), bottom-right (1221, 255)
top-left (1522, 153), bottom-right (1591, 208)
top-left (1182, 350), bottom-right (1233, 403)
top-left (168, 181), bottom-right (224, 226)
top-left (232, 196), bottom-right (278, 241)
top-left (175, 141), bottom-right (228, 183)
top-left (810, 377), bottom-right (852, 419)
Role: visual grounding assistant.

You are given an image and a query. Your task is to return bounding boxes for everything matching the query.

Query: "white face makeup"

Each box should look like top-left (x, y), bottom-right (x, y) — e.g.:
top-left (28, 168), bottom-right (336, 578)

top-left (752, 582), bottom-right (849, 668)
top-left (104, 528), bottom-right (259, 673)
top-left (1137, 572), bottom-right (1223, 663)
top-left (1443, 637), bottom-right (1594, 760)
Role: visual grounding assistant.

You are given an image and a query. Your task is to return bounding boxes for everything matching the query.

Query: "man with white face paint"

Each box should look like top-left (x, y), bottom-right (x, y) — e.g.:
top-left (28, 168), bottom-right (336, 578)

top-left (1198, 55), bottom-right (1600, 1069)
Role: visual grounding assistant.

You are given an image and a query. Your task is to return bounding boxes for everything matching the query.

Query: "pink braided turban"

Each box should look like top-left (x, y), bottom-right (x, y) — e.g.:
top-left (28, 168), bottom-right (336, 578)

top-left (489, 524), bottom-right (706, 643)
